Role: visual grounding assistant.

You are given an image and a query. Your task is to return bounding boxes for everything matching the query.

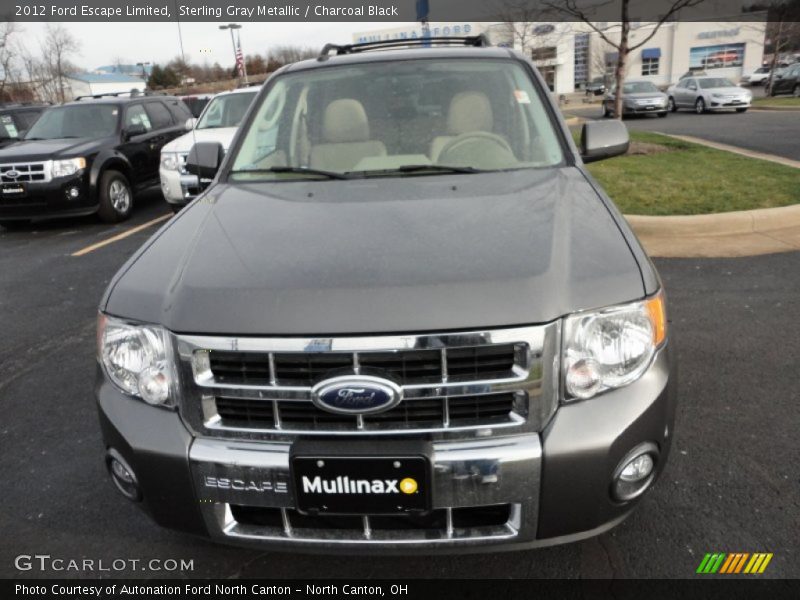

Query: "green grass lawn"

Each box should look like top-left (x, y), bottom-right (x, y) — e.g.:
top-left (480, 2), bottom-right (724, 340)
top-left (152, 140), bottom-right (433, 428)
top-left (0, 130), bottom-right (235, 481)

top-left (583, 131), bottom-right (800, 215)
top-left (752, 96), bottom-right (800, 108)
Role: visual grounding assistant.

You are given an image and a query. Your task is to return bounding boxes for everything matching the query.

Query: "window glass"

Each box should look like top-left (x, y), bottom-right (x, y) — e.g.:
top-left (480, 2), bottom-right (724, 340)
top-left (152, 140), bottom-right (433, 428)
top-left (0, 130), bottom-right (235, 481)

top-left (698, 77), bottom-right (735, 89)
top-left (197, 91), bottom-right (257, 129)
top-left (641, 57), bottom-right (660, 76)
top-left (25, 104), bottom-right (119, 139)
top-left (144, 101), bottom-right (173, 129)
top-left (623, 81), bottom-right (660, 94)
top-left (125, 104), bottom-right (152, 131)
top-left (689, 43), bottom-right (745, 70)
top-left (230, 59), bottom-right (565, 180)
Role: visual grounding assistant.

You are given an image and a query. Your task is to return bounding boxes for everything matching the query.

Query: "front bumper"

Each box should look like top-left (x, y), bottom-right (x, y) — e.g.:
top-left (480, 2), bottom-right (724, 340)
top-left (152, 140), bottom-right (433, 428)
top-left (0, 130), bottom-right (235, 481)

top-left (623, 104), bottom-right (668, 115)
top-left (96, 344), bottom-right (676, 553)
top-left (0, 172), bottom-right (96, 220)
top-left (708, 99), bottom-right (751, 110)
top-left (159, 167), bottom-right (207, 206)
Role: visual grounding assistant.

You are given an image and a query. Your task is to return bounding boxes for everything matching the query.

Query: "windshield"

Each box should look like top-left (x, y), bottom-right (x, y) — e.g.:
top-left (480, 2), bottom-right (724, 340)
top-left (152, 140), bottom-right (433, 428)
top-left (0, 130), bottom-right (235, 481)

top-left (623, 81), bottom-right (659, 94)
top-left (229, 58), bottom-right (564, 180)
top-left (25, 104), bottom-right (119, 140)
top-left (698, 78), bottom-right (736, 89)
top-left (197, 91), bottom-right (257, 129)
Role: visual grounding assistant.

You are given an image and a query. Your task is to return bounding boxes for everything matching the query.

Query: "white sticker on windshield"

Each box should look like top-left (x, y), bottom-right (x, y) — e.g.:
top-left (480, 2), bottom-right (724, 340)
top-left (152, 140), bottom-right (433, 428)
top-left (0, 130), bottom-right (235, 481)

top-left (514, 90), bottom-right (531, 104)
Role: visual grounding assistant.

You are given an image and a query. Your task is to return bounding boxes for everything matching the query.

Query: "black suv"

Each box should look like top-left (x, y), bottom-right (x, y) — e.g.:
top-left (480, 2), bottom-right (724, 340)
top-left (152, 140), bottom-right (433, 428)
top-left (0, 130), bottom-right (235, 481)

top-left (0, 102), bottom-right (48, 149)
top-left (0, 94), bottom-right (192, 227)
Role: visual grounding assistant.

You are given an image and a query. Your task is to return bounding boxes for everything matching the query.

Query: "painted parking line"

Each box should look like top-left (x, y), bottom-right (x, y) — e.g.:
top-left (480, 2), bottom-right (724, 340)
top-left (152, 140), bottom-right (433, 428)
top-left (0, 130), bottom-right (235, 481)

top-left (71, 214), bottom-right (171, 257)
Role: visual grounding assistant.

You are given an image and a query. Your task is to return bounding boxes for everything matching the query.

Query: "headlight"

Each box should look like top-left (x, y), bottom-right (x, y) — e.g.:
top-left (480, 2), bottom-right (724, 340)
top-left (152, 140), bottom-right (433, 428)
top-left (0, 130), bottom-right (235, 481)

top-left (160, 152), bottom-right (180, 171)
top-left (563, 291), bottom-right (666, 401)
top-left (52, 157), bottom-right (86, 178)
top-left (97, 313), bottom-right (175, 407)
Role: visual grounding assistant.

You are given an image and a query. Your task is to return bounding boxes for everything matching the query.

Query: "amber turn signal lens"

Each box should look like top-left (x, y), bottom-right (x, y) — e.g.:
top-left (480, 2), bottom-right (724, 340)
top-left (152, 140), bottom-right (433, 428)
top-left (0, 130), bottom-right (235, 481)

top-left (645, 292), bottom-right (667, 347)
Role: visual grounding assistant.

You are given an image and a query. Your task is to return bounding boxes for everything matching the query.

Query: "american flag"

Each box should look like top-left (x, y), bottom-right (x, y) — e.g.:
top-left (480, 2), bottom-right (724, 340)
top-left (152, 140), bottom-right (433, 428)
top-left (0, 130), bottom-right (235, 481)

top-left (235, 35), bottom-right (244, 77)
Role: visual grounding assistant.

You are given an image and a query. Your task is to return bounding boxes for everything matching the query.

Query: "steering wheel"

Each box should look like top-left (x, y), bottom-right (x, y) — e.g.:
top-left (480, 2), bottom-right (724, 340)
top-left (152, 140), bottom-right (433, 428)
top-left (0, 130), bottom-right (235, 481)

top-left (438, 131), bottom-right (514, 166)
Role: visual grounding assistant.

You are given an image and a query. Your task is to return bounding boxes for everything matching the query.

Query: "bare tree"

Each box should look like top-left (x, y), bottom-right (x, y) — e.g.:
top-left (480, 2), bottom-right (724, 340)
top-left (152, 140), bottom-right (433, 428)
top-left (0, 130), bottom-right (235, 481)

top-left (0, 23), bottom-right (27, 101)
top-left (760, 0), bottom-right (800, 92)
top-left (494, 0), bottom-right (552, 49)
top-left (545, 0), bottom-right (706, 118)
top-left (269, 45), bottom-right (316, 66)
top-left (41, 24), bottom-right (80, 103)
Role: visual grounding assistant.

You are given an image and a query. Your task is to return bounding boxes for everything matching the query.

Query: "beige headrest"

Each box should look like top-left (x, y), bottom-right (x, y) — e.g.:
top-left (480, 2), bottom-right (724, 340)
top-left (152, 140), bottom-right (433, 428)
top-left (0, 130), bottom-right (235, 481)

top-left (447, 91), bottom-right (493, 135)
top-left (322, 99), bottom-right (370, 143)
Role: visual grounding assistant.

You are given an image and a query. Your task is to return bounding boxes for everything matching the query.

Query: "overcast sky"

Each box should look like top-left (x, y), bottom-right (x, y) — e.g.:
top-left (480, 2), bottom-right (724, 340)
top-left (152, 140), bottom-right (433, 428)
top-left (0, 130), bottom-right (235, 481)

top-left (19, 22), bottom-right (401, 69)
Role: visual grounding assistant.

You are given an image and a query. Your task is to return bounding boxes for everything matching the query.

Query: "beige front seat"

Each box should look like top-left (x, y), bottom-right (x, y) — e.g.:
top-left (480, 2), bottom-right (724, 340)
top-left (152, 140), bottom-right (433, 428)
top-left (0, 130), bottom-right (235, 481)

top-left (310, 99), bottom-right (386, 172)
top-left (430, 91), bottom-right (494, 162)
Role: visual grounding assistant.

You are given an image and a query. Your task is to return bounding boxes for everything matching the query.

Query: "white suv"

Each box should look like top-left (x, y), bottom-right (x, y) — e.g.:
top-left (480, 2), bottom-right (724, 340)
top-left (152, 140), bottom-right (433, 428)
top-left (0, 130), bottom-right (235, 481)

top-left (159, 87), bottom-right (258, 210)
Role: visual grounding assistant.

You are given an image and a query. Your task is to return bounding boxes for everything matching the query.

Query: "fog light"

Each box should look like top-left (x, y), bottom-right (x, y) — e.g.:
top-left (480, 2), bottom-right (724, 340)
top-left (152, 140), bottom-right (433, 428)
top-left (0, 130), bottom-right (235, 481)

top-left (106, 449), bottom-right (141, 501)
top-left (66, 186), bottom-right (80, 199)
top-left (612, 443), bottom-right (658, 502)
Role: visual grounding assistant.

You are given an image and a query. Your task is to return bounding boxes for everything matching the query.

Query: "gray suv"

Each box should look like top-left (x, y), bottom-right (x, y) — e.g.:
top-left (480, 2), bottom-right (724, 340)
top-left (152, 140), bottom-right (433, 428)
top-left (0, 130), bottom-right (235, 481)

top-left (95, 36), bottom-right (676, 553)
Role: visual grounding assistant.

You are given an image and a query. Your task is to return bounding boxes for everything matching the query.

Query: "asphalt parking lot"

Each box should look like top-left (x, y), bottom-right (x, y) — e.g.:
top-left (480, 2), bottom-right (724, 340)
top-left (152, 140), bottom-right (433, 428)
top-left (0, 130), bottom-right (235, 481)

top-left (1, 189), bottom-right (798, 579)
top-left (565, 96), bottom-right (800, 162)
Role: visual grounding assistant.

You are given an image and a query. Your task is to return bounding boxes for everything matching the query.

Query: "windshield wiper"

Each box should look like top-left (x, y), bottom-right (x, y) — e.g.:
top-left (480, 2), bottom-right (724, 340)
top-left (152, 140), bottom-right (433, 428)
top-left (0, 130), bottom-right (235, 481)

top-left (230, 166), bottom-right (352, 180)
top-left (393, 164), bottom-right (483, 175)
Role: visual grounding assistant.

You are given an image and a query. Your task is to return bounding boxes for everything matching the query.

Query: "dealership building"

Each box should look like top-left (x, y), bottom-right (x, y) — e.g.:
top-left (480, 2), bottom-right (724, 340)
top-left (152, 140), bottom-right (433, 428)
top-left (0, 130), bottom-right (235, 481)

top-left (353, 20), bottom-right (767, 93)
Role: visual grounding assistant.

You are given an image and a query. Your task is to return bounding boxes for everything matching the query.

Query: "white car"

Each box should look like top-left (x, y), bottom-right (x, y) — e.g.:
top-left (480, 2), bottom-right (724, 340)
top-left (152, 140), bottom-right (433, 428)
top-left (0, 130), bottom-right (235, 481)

top-left (741, 66), bottom-right (771, 86)
top-left (666, 76), bottom-right (752, 114)
top-left (160, 87), bottom-right (258, 210)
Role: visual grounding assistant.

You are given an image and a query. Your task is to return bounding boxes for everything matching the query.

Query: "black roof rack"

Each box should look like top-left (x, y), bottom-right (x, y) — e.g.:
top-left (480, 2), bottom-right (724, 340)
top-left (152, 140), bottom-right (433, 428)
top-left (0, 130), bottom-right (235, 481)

top-left (236, 80), bottom-right (263, 88)
top-left (318, 35), bottom-right (491, 60)
top-left (74, 90), bottom-right (166, 101)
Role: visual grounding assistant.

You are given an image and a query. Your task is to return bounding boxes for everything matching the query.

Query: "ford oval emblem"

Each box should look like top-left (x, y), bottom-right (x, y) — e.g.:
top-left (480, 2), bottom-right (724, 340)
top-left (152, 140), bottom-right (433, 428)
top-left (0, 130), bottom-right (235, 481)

top-left (5, 170), bottom-right (20, 179)
top-left (311, 375), bottom-right (403, 415)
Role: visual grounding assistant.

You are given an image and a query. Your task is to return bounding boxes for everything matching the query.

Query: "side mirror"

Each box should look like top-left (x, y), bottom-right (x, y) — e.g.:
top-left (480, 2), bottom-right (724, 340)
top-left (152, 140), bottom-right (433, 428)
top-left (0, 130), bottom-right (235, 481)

top-left (580, 120), bottom-right (629, 163)
top-left (186, 141), bottom-right (225, 179)
top-left (124, 123), bottom-right (147, 139)
top-left (185, 117), bottom-right (197, 131)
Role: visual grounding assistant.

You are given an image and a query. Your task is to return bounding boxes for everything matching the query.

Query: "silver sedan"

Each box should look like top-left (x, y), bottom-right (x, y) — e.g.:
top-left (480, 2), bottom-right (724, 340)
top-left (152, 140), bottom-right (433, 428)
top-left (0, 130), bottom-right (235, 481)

top-left (602, 80), bottom-right (669, 118)
top-left (666, 76), bottom-right (752, 114)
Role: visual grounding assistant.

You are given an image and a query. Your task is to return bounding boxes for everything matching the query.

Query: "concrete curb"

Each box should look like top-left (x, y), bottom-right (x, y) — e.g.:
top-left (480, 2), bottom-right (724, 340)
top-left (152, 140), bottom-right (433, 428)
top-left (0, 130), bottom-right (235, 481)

top-left (624, 204), bottom-right (800, 258)
top-left (750, 105), bottom-right (800, 112)
top-left (657, 133), bottom-right (800, 169)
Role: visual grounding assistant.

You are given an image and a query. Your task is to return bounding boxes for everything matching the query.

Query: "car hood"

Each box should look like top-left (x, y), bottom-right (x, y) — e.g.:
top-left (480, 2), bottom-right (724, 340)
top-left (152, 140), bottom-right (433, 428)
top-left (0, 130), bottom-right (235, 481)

top-left (162, 127), bottom-right (238, 153)
top-left (0, 137), bottom-right (106, 161)
top-left (104, 168), bottom-right (646, 335)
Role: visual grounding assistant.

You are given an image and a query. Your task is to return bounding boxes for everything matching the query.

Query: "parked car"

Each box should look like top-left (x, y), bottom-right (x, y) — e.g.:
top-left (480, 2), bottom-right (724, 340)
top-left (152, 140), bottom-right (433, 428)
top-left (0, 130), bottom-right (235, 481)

top-left (667, 76), bottom-right (752, 113)
top-left (767, 62), bottom-right (800, 97)
top-left (602, 80), bottom-right (668, 118)
top-left (179, 93), bottom-right (214, 118)
top-left (740, 66), bottom-right (771, 86)
top-left (0, 94), bottom-right (193, 228)
top-left (160, 87), bottom-right (258, 211)
top-left (96, 36), bottom-right (675, 553)
top-left (0, 102), bottom-right (48, 149)
top-left (585, 77), bottom-right (606, 96)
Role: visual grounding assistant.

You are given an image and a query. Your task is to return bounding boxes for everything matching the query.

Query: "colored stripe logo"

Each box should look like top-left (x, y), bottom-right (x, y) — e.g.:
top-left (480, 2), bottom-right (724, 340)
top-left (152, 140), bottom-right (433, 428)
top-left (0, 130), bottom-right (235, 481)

top-left (696, 552), bottom-right (773, 574)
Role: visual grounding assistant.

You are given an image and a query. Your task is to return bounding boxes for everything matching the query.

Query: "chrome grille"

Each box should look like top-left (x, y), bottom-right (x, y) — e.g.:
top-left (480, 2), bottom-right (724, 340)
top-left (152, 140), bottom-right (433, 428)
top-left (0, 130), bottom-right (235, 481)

top-left (208, 344), bottom-right (517, 387)
top-left (0, 161), bottom-right (51, 183)
top-left (214, 392), bottom-right (523, 431)
top-left (175, 324), bottom-right (559, 438)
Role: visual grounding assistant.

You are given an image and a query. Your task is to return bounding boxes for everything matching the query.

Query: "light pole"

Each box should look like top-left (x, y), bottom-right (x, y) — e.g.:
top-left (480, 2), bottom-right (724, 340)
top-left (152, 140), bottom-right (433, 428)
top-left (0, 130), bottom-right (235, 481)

top-left (219, 23), bottom-right (248, 84)
top-left (136, 61), bottom-right (150, 79)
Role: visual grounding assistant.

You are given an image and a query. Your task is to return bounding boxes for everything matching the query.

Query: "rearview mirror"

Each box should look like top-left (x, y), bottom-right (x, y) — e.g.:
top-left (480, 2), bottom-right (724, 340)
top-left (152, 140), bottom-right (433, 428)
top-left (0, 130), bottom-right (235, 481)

top-left (186, 141), bottom-right (225, 179)
top-left (185, 117), bottom-right (197, 131)
top-left (580, 120), bottom-right (629, 163)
